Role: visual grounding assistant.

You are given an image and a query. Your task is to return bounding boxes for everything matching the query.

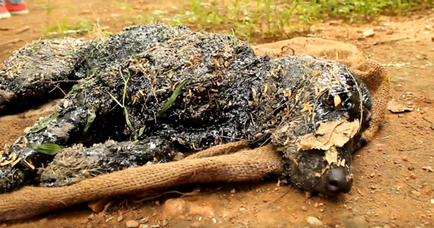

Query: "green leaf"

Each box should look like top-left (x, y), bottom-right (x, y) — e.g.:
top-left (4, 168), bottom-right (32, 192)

top-left (157, 78), bottom-right (191, 117)
top-left (31, 143), bottom-right (65, 155)
top-left (29, 112), bottom-right (59, 133)
top-left (138, 126), bottom-right (146, 137)
top-left (84, 104), bottom-right (96, 132)
top-left (108, 91), bottom-right (124, 108)
top-left (66, 77), bottom-right (97, 97)
top-left (124, 108), bottom-right (137, 137)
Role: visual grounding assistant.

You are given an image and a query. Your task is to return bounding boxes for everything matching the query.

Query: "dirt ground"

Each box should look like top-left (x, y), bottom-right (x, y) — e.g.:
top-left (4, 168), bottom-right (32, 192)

top-left (1, 1), bottom-right (434, 227)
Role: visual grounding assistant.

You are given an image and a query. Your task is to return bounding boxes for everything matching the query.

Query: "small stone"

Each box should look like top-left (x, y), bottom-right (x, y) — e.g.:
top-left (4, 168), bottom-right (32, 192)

top-left (140, 217), bottom-right (149, 224)
top-left (161, 220), bottom-right (168, 227)
top-left (402, 156), bottom-right (408, 161)
top-left (306, 216), bottom-right (323, 226)
top-left (412, 191), bottom-right (421, 196)
top-left (190, 222), bottom-right (201, 228)
top-left (409, 173), bottom-right (417, 179)
top-left (117, 214), bottom-right (124, 222)
top-left (422, 166), bottom-right (433, 172)
top-left (342, 215), bottom-right (368, 228)
top-left (230, 189), bottom-right (236, 194)
top-left (140, 217), bottom-right (150, 224)
top-left (328, 20), bottom-right (343, 26)
top-left (363, 29), bottom-right (375, 37)
top-left (126, 220), bottom-right (140, 228)
top-left (301, 206), bottom-right (307, 211)
top-left (313, 203), bottom-right (319, 208)
top-left (139, 225), bottom-right (149, 228)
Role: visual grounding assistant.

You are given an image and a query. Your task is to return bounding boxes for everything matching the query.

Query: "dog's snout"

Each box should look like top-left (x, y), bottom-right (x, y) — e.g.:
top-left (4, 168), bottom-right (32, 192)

top-left (322, 167), bottom-right (353, 195)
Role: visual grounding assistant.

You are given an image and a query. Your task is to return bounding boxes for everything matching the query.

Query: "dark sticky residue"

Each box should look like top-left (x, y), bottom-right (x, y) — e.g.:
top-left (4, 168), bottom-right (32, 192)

top-left (0, 24), bottom-right (372, 193)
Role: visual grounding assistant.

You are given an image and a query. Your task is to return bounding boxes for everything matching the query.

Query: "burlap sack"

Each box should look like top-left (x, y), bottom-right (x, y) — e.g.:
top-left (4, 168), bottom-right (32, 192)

top-left (0, 38), bottom-right (390, 221)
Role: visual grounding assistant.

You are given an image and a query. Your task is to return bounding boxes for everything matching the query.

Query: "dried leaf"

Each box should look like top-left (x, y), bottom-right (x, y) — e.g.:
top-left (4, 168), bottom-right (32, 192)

top-left (310, 70), bottom-right (322, 77)
top-left (324, 147), bottom-right (338, 164)
top-left (334, 95), bottom-right (342, 107)
top-left (387, 99), bottom-right (413, 113)
top-left (298, 119), bottom-right (360, 151)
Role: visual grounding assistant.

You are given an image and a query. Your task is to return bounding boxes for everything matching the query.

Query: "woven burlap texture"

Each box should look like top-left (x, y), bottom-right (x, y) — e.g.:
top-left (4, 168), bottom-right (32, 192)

top-left (0, 38), bottom-right (390, 221)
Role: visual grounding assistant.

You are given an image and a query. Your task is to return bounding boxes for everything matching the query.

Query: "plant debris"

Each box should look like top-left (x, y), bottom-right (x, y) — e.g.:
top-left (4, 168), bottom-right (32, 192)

top-left (387, 99), bottom-right (414, 113)
top-left (0, 38), bottom-right (91, 115)
top-left (39, 137), bottom-right (175, 187)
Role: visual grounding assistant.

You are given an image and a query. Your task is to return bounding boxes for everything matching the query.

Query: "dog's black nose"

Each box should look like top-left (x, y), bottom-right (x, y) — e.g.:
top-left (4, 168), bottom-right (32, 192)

top-left (322, 167), bottom-right (353, 194)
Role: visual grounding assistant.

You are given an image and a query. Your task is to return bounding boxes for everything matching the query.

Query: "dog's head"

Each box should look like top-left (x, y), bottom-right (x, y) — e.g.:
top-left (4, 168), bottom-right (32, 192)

top-left (267, 56), bottom-right (372, 195)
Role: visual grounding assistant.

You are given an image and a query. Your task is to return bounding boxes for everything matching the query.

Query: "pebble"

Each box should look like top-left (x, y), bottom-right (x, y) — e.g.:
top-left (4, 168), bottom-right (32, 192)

top-left (363, 29), bottom-right (375, 37)
top-left (328, 20), bottom-right (343, 25)
top-left (422, 166), bottom-right (433, 172)
top-left (190, 222), bottom-right (201, 228)
top-left (126, 220), bottom-right (140, 228)
top-left (306, 216), bottom-right (323, 226)
top-left (343, 216), bottom-right (368, 228)
top-left (139, 225), bottom-right (149, 228)
top-left (140, 217), bottom-right (150, 224)
top-left (412, 191), bottom-right (421, 196)
top-left (301, 206), bottom-right (307, 211)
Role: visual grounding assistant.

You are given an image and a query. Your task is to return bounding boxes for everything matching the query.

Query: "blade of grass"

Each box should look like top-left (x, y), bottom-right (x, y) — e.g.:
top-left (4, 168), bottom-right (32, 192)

top-left (29, 112), bottom-right (59, 133)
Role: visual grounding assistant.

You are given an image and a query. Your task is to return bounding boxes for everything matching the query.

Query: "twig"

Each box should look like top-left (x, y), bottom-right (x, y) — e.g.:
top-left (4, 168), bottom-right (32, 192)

top-left (397, 147), bottom-right (422, 151)
top-left (344, 196), bottom-right (357, 203)
top-left (422, 116), bottom-right (434, 130)
top-left (232, 186), bottom-right (291, 218)
top-left (16, 26), bottom-right (30, 34)
top-left (0, 38), bottom-right (23, 47)
top-left (372, 37), bottom-right (409, 45)
top-left (405, 182), bottom-right (418, 191)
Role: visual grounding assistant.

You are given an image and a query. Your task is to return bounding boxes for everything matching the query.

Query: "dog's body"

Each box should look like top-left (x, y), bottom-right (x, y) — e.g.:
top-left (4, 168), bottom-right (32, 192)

top-left (0, 24), bottom-right (372, 195)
